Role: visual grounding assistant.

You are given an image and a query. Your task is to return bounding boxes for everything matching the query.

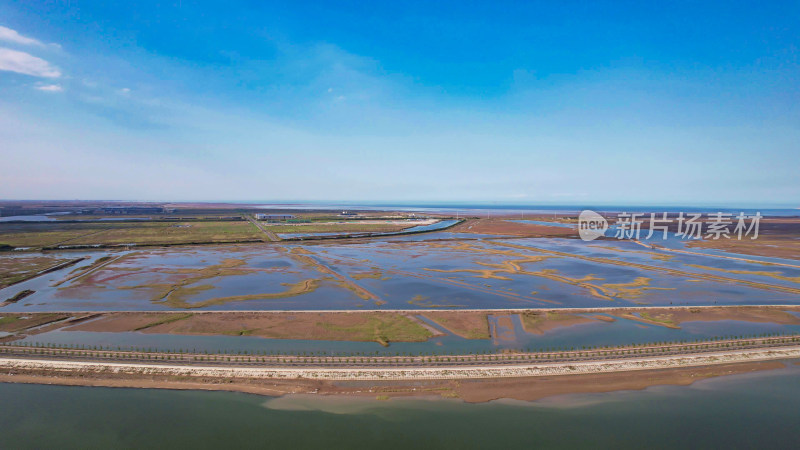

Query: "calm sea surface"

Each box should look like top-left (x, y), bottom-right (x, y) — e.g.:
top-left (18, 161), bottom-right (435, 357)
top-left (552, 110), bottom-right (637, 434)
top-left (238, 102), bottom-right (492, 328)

top-left (2, 365), bottom-right (800, 449)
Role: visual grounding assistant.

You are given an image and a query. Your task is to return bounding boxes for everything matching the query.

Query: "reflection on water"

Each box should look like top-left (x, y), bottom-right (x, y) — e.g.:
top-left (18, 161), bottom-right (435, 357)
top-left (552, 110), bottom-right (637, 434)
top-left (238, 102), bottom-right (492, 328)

top-left (2, 232), bottom-right (799, 312)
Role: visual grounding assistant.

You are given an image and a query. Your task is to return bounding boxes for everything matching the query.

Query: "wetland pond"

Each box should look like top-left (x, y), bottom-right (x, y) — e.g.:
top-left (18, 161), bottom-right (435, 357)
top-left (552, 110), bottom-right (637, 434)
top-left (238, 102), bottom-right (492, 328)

top-left (2, 234), bottom-right (800, 312)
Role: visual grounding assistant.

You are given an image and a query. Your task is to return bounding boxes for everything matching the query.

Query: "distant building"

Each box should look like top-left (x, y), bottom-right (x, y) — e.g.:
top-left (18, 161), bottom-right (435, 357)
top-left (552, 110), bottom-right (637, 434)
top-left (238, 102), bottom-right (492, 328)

top-left (339, 211), bottom-right (358, 216)
top-left (255, 214), bottom-right (295, 220)
top-left (97, 207), bottom-right (165, 215)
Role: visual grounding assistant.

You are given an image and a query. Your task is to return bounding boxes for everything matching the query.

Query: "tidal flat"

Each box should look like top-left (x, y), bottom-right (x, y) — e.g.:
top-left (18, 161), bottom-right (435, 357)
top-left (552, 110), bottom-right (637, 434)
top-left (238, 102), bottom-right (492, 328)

top-left (2, 232), bottom-right (800, 313)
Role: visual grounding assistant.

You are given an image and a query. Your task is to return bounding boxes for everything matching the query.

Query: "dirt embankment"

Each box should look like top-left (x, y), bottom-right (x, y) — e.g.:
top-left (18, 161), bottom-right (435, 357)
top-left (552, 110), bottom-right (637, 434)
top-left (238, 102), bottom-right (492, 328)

top-left (0, 357), bottom-right (789, 403)
top-left (611, 306), bottom-right (800, 329)
top-left (9, 305), bottom-right (800, 341)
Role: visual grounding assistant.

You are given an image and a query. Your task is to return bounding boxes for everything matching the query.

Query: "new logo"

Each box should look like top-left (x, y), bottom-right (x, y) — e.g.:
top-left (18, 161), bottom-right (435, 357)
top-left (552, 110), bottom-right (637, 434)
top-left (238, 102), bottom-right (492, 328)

top-left (578, 210), bottom-right (608, 241)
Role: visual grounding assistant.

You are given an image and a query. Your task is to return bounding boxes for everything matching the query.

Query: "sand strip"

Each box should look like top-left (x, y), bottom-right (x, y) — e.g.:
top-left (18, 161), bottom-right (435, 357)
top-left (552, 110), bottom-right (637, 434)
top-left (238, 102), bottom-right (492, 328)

top-left (2, 345), bottom-right (798, 381)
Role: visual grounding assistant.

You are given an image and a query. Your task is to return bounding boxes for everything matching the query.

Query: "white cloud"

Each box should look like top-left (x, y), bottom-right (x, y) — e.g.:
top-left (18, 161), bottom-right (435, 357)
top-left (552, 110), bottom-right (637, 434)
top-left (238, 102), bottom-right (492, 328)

top-left (0, 47), bottom-right (61, 77)
top-left (0, 25), bottom-right (58, 48)
top-left (35, 84), bottom-right (63, 92)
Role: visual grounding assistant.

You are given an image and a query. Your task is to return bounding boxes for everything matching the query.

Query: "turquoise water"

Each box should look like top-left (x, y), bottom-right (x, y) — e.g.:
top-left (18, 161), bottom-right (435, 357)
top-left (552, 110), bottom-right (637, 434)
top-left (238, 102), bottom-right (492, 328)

top-left (2, 365), bottom-right (800, 449)
top-left (400, 219), bottom-right (460, 232)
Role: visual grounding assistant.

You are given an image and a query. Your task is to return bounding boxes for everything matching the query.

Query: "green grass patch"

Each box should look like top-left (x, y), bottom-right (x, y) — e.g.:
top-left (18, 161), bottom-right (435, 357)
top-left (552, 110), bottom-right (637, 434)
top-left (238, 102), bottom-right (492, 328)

top-left (0, 221), bottom-right (264, 248)
top-left (67, 221), bottom-right (264, 246)
top-left (268, 223), bottom-right (411, 234)
top-left (0, 316), bottom-right (20, 326)
top-left (0, 313), bottom-right (70, 332)
top-left (638, 311), bottom-right (679, 327)
top-left (223, 329), bottom-right (257, 336)
top-left (318, 314), bottom-right (433, 345)
top-left (0, 256), bottom-right (73, 287)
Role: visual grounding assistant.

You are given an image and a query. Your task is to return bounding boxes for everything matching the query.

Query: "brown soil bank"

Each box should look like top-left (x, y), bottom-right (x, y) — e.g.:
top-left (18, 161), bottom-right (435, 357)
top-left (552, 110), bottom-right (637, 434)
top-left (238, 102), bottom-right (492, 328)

top-left (610, 306), bottom-right (800, 329)
top-left (7, 305), bottom-right (800, 343)
top-left (685, 218), bottom-right (800, 261)
top-left (421, 311), bottom-right (490, 339)
top-left (67, 311), bottom-right (433, 345)
top-left (689, 238), bottom-right (800, 261)
top-left (520, 311), bottom-right (598, 334)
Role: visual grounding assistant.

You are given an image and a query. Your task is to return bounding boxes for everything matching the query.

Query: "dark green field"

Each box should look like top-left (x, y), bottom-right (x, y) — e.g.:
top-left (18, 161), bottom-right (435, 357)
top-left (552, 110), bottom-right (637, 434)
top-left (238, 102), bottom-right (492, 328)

top-left (0, 221), bottom-right (265, 248)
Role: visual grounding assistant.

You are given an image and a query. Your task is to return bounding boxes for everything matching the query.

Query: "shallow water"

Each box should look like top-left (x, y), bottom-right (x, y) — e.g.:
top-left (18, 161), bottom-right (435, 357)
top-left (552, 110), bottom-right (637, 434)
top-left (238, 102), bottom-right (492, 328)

top-left (0, 215), bottom-right (58, 222)
top-left (2, 234), bottom-right (799, 312)
top-left (2, 365), bottom-right (800, 448)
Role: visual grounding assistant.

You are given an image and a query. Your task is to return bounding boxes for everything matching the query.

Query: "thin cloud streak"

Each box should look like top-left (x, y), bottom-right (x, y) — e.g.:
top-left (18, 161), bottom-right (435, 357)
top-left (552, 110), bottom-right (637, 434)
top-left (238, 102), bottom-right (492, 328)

top-left (0, 47), bottom-right (61, 77)
top-left (0, 25), bottom-right (46, 47)
top-left (35, 83), bottom-right (63, 92)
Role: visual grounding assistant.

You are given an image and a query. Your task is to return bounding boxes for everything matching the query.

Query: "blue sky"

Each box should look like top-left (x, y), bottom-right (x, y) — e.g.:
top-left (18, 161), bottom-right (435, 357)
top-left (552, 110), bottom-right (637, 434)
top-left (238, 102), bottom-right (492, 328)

top-left (0, 1), bottom-right (798, 206)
